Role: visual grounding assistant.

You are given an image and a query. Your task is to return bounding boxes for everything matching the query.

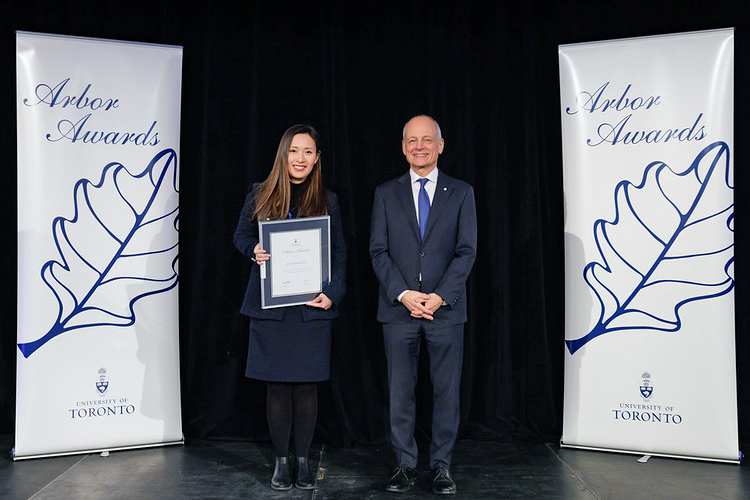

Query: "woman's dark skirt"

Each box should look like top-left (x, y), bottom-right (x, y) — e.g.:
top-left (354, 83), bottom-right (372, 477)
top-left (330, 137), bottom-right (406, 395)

top-left (245, 306), bottom-right (332, 382)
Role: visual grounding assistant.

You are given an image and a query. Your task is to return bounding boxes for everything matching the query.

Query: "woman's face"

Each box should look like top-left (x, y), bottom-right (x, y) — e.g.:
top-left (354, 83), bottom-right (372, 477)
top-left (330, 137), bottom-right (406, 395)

top-left (287, 133), bottom-right (320, 184)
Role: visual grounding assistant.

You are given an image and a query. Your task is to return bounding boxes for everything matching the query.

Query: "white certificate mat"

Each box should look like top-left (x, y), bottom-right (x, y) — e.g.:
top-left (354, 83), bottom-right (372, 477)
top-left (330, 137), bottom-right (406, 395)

top-left (269, 228), bottom-right (322, 297)
top-left (258, 215), bottom-right (331, 309)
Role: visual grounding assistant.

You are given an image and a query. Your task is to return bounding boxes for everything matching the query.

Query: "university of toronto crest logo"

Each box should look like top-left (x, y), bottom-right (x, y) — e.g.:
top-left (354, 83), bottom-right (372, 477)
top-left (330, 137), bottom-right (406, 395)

top-left (640, 372), bottom-right (653, 399)
top-left (96, 368), bottom-right (109, 395)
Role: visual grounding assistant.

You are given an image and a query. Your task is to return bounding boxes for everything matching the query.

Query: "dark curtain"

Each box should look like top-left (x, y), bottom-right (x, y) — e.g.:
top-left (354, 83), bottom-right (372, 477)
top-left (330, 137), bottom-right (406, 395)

top-left (1, 0), bottom-right (748, 452)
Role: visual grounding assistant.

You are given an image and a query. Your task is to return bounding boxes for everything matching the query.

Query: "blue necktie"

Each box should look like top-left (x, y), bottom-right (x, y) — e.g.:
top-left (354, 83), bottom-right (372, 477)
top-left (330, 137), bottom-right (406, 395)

top-left (418, 178), bottom-right (430, 240)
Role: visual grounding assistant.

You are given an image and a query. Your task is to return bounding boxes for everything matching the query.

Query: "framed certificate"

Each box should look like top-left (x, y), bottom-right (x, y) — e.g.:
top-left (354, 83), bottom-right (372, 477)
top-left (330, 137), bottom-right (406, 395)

top-left (258, 215), bottom-right (331, 309)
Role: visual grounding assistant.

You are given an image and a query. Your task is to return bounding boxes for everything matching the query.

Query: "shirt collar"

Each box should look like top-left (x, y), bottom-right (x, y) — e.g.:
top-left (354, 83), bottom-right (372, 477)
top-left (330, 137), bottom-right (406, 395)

top-left (409, 167), bottom-right (439, 185)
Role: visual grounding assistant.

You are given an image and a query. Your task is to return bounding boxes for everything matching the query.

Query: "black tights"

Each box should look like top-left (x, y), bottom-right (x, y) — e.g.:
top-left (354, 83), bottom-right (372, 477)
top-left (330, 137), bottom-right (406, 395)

top-left (266, 382), bottom-right (318, 458)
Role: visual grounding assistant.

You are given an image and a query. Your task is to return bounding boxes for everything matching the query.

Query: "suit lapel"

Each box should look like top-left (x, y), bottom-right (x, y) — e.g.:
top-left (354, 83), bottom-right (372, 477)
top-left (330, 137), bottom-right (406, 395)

top-left (397, 173), bottom-right (421, 241)
top-left (423, 173), bottom-right (453, 242)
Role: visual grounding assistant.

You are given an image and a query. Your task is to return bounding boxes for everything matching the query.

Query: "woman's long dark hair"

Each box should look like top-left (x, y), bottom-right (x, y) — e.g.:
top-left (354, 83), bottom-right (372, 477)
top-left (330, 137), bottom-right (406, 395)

top-left (252, 124), bottom-right (328, 221)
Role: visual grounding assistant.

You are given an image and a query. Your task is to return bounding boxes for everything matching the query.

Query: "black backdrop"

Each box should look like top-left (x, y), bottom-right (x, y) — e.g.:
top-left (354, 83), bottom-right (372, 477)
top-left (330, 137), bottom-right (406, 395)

top-left (1, 1), bottom-right (748, 453)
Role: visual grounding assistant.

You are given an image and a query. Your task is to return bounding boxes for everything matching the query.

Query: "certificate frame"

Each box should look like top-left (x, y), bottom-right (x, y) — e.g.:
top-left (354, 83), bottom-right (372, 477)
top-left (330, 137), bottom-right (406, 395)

top-left (258, 215), bottom-right (331, 309)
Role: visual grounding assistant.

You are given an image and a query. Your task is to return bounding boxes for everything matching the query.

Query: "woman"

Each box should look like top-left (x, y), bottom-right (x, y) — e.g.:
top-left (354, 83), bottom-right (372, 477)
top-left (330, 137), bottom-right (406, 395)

top-left (233, 124), bottom-right (346, 490)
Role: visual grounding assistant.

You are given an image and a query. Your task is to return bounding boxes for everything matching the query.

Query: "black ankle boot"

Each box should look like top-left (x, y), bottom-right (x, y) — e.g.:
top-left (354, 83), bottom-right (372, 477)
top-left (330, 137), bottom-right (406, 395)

top-left (295, 456), bottom-right (315, 489)
top-left (271, 456), bottom-right (292, 490)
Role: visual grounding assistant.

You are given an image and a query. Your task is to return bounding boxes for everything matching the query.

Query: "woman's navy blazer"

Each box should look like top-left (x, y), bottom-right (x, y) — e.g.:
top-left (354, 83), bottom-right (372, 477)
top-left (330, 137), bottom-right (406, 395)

top-left (234, 187), bottom-right (347, 321)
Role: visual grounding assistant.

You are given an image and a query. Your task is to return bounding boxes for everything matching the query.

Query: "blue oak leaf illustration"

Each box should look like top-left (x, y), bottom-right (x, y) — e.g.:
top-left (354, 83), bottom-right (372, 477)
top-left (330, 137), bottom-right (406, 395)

top-left (18, 148), bottom-right (179, 358)
top-left (567, 141), bottom-right (734, 354)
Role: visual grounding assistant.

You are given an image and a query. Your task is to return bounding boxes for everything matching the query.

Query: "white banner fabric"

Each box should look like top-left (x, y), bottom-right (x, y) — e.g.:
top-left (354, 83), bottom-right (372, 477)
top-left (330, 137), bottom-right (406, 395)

top-left (15, 32), bottom-right (183, 460)
top-left (559, 29), bottom-right (739, 462)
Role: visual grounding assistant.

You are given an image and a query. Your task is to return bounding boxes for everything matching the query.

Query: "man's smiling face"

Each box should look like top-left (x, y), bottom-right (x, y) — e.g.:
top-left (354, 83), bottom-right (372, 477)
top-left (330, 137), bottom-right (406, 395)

top-left (402, 116), bottom-right (444, 176)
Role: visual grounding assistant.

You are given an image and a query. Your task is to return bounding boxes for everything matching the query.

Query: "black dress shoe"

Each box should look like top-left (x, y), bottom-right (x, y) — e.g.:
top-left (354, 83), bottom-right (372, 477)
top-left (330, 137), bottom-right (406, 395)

top-left (431, 466), bottom-right (456, 495)
top-left (270, 456), bottom-right (292, 490)
top-left (385, 465), bottom-right (419, 493)
top-left (295, 456), bottom-right (315, 489)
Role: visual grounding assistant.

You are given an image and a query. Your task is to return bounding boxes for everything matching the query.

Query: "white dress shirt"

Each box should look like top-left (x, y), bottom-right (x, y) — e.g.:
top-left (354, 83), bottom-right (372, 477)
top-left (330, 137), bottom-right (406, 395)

top-left (397, 168), bottom-right (439, 302)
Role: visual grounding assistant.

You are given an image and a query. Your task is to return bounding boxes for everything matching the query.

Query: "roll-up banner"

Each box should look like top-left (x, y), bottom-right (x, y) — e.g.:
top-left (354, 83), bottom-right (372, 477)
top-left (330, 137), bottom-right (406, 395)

top-left (559, 29), bottom-right (739, 463)
top-left (15, 32), bottom-right (183, 460)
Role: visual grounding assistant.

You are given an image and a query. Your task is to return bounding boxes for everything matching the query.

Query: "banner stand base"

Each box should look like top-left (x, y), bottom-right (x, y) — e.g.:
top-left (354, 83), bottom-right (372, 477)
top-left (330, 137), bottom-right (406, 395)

top-left (559, 440), bottom-right (742, 465)
top-left (11, 437), bottom-right (185, 462)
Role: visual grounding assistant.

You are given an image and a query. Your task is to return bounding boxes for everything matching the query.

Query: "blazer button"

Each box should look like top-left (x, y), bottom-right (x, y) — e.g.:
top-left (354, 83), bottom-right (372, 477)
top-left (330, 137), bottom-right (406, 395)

top-left (419, 252), bottom-right (425, 257)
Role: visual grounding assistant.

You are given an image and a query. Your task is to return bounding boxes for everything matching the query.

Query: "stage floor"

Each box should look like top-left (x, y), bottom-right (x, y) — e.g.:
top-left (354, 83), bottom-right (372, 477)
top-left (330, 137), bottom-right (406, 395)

top-left (0, 435), bottom-right (747, 499)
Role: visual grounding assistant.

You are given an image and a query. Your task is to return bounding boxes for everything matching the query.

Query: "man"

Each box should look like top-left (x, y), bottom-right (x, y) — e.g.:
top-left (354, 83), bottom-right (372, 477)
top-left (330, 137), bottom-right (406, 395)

top-left (370, 115), bottom-right (477, 495)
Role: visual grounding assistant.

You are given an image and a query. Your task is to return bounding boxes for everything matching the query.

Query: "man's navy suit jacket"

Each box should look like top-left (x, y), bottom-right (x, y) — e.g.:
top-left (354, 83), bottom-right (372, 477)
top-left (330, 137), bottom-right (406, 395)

top-left (370, 170), bottom-right (477, 325)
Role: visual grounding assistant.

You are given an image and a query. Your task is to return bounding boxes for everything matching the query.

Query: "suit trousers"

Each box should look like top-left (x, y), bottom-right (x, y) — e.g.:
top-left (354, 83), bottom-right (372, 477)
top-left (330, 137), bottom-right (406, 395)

top-left (383, 320), bottom-right (464, 470)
